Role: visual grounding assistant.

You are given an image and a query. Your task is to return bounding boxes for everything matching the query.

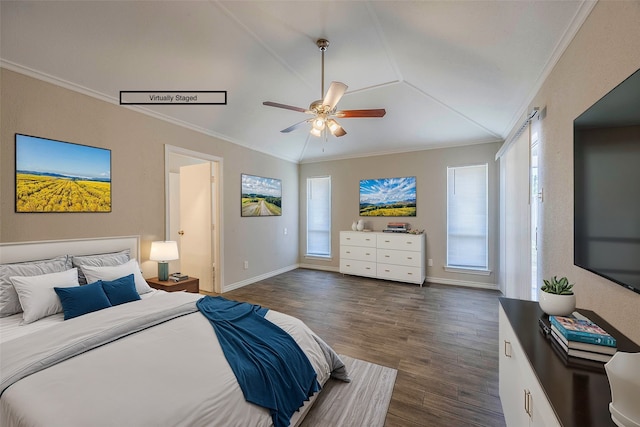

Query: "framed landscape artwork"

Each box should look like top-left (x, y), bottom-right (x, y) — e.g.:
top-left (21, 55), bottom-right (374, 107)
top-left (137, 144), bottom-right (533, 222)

top-left (15, 134), bottom-right (111, 213)
top-left (359, 176), bottom-right (416, 216)
top-left (241, 173), bottom-right (282, 217)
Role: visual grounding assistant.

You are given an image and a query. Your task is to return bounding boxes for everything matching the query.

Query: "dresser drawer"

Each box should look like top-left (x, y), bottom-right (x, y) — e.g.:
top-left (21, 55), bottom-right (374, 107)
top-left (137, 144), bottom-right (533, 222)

top-left (376, 234), bottom-right (422, 251)
top-left (340, 259), bottom-right (377, 277)
top-left (340, 232), bottom-right (376, 247)
top-left (340, 245), bottom-right (376, 262)
top-left (377, 264), bottom-right (423, 284)
top-left (377, 248), bottom-right (421, 267)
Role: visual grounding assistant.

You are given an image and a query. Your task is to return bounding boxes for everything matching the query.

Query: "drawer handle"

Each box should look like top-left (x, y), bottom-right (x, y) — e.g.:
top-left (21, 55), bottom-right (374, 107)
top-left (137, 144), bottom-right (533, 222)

top-left (407, 272), bottom-right (413, 275)
top-left (385, 255), bottom-right (390, 258)
top-left (365, 238), bottom-right (371, 241)
top-left (504, 340), bottom-right (512, 358)
top-left (385, 269), bottom-right (390, 272)
top-left (407, 257), bottom-right (413, 260)
top-left (346, 237), bottom-right (351, 240)
top-left (346, 264), bottom-right (351, 267)
top-left (524, 389), bottom-right (532, 418)
top-left (365, 267), bottom-right (371, 270)
top-left (384, 240), bottom-right (390, 243)
top-left (406, 241), bottom-right (413, 244)
top-left (346, 251), bottom-right (351, 254)
top-left (366, 253), bottom-right (370, 255)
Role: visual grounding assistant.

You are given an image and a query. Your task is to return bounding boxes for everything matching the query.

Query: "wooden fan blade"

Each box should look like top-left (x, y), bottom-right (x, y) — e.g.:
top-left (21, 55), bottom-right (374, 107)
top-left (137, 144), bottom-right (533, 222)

top-left (322, 82), bottom-right (348, 110)
top-left (281, 119), bottom-right (312, 133)
top-left (334, 109), bottom-right (386, 118)
top-left (263, 101), bottom-right (309, 114)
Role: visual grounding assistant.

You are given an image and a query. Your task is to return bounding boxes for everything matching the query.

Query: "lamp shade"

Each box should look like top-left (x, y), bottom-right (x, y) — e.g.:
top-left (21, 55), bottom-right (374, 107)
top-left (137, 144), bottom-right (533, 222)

top-left (149, 241), bottom-right (179, 262)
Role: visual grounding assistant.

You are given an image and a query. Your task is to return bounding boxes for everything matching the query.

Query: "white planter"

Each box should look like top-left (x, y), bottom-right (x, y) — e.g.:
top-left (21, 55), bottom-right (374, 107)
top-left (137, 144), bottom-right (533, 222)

top-left (538, 292), bottom-right (576, 316)
top-left (605, 352), bottom-right (640, 427)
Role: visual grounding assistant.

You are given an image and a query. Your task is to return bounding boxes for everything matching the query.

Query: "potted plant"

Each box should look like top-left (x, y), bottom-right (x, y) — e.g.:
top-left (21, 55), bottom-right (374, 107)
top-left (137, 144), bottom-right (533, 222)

top-left (539, 276), bottom-right (576, 316)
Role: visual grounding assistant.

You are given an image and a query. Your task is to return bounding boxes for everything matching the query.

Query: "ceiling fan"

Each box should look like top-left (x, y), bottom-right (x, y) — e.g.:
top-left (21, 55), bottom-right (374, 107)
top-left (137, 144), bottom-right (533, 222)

top-left (263, 39), bottom-right (386, 138)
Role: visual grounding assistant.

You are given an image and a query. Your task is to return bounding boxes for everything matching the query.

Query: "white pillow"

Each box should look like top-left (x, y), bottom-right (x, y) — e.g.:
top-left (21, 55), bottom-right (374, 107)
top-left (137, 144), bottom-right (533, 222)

top-left (10, 268), bottom-right (79, 324)
top-left (81, 259), bottom-right (152, 295)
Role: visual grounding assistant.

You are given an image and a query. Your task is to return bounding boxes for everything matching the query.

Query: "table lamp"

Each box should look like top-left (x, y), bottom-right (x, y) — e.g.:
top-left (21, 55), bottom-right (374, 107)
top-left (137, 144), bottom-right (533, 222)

top-left (149, 241), bottom-right (179, 281)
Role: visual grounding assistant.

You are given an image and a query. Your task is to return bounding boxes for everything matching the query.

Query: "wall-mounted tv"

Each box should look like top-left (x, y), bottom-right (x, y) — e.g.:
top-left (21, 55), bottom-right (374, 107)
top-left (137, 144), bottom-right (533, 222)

top-left (359, 176), bottom-right (416, 217)
top-left (15, 134), bottom-right (111, 213)
top-left (574, 68), bottom-right (640, 294)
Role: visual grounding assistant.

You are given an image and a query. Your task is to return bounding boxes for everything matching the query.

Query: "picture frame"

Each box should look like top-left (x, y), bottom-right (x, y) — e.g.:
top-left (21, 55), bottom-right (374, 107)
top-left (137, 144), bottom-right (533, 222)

top-left (15, 134), bottom-right (111, 213)
top-left (241, 173), bottom-right (282, 217)
top-left (359, 176), bottom-right (416, 217)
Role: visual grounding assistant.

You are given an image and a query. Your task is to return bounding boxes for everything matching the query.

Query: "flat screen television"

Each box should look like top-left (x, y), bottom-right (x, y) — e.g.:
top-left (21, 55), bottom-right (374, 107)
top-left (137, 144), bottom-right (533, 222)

top-left (574, 68), bottom-right (640, 294)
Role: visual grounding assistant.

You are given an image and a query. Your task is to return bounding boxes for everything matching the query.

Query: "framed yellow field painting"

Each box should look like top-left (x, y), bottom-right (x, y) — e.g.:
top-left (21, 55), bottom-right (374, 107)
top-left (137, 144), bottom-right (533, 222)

top-left (15, 134), bottom-right (111, 213)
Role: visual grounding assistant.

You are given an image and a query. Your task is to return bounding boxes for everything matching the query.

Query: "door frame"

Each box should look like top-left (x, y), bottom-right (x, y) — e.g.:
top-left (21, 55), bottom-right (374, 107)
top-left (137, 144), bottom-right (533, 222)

top-left (164, 145), bottom-right (223, 293)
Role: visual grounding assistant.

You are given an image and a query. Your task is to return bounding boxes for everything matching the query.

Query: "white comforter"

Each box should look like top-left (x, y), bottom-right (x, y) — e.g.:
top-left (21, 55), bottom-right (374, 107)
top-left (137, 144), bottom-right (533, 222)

top-left (0, 292), bottom-right (344, 427)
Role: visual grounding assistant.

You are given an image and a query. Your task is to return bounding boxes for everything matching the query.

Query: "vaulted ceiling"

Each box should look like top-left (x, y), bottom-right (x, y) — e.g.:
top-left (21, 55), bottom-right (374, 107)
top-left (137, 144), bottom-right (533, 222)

top-left (1, 1), bottom-right (594, 163)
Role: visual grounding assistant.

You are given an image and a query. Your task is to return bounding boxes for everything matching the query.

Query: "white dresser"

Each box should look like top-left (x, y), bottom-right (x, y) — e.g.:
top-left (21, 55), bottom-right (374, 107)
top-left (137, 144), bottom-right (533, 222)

top-left (339, 231), bottom-right (425, 285)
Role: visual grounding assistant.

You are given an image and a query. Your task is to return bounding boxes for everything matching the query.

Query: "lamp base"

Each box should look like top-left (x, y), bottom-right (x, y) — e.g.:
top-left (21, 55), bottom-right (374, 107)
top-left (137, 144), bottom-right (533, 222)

top-left (157, 262), bottom-right (169, 281)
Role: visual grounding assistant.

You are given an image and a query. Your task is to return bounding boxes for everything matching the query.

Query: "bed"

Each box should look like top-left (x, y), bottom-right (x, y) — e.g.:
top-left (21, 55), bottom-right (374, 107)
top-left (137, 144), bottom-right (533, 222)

top-left (0, 236), bottom-right (347, 427)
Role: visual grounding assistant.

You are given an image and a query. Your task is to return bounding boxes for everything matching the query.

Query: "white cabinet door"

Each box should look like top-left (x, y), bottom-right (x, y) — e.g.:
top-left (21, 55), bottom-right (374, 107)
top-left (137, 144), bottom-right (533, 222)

top-left (499, 306), bottom-right (529, 427)
top-left (499, 305), bottom-right (561, 427)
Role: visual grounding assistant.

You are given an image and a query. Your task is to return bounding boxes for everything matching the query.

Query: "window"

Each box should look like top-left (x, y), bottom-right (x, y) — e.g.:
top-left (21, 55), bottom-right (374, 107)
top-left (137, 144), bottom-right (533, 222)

top-left (306, 176), bottom-right (331, 257)
top-left (446, 164), bottom-right (488, 272)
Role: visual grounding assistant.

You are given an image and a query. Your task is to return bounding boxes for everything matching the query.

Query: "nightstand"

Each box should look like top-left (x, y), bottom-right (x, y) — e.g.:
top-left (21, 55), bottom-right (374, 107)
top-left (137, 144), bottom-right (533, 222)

top-left (146, 276), bottom-right (199, 293)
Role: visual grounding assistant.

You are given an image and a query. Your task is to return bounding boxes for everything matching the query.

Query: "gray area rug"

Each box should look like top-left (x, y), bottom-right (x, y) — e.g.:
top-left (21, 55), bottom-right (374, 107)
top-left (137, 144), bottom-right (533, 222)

top-left (301, 355), bottom-right (397, 427)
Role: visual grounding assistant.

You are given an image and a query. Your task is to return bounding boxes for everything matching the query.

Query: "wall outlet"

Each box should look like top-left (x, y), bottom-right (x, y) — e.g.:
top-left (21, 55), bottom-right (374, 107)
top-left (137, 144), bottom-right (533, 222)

top-left (284, 227), bottom-right (288, 235)
top-left (243, 260), bottom-right (249, 270)
top-left (428, 259), bottom-right (433, 267)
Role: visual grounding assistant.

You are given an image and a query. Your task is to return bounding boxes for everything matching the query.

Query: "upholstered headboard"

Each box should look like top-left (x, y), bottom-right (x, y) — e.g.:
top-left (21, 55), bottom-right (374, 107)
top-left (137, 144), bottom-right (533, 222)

top-left (0, 236), bottom-right (140, 264)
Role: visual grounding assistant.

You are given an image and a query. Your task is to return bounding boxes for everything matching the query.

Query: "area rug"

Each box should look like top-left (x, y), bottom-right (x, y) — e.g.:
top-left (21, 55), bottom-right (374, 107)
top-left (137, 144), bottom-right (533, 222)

top-left (301, 355), bottom-right (397, 427)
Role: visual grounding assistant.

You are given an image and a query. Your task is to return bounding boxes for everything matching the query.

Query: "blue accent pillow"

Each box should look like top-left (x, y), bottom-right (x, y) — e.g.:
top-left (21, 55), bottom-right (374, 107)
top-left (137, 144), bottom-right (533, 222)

top-left (101, 274), bottom-right (141, 306)
top-left (54, 281), bottom-right (112, 320)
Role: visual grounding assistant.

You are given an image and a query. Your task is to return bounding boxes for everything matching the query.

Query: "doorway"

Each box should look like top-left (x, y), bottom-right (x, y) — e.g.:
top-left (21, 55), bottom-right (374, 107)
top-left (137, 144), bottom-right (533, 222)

top-left (164, 145), bottom-right (223, 293)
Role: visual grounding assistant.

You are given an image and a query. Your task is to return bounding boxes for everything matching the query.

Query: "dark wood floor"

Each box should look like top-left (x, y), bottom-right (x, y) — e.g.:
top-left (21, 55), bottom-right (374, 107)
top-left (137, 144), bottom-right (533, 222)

top-left (220, 268), bottom-right (506, 427)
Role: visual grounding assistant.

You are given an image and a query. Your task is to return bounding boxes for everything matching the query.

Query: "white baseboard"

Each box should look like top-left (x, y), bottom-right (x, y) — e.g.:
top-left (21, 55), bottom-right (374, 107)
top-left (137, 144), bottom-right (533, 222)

top-left (222, 264), bottom-right (299, 292)
top-left (223, 265), bottom-right (498, 293)
top-left (298, 263), bottom-right (340, 273)
top-left (426, 275), bottom-right (499, 291)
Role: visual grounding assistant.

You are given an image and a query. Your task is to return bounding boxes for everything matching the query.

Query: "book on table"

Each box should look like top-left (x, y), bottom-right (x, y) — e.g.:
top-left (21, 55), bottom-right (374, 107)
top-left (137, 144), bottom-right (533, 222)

top-left (550, 329), bottom-right (614, 363)
top-left (550, 325), bottom-right (617, 355)
top-left (549, 314), bottom-right (617, 347)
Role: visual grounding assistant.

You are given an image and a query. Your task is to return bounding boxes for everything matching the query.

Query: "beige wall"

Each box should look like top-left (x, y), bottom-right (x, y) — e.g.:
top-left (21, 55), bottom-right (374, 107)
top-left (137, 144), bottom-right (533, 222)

top-left (299, 142), bottom-right (501, 289)
top-left (528, 1), bottom-right (640, 343)
top-left (0, 69), bottom-right (299, 289)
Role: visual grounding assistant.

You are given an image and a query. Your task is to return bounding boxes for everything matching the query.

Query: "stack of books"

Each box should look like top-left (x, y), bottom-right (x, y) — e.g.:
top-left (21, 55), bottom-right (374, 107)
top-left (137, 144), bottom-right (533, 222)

top-left (549, 314), bottom-right (617, 363)
top-left (169, 273), bottom-right (189, 282)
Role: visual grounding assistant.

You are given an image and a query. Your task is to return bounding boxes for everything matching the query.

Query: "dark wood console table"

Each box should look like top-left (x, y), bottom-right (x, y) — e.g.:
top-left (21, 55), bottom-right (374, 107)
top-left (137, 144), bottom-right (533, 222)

top-left (499, 297), bottom-right (639, 427)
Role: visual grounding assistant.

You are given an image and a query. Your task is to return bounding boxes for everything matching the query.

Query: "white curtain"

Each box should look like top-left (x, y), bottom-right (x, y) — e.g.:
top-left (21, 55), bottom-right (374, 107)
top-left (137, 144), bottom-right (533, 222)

top-left (498, 129), bottom-right (532, 299)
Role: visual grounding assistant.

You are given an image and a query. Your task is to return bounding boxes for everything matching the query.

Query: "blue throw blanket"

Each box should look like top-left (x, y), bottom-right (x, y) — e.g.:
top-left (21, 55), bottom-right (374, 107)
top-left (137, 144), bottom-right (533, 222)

top-left (197, 296), bottom-right (320, 427)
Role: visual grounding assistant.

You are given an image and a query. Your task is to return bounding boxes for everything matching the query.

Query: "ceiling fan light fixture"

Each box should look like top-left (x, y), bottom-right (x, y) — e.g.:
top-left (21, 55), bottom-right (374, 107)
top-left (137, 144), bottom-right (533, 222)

top-left (312, 117), bottom-right (326, 130)
top-left (310, 127), bottom-right (322, 137)
top-left (326, 119), bottom-right (339, 133)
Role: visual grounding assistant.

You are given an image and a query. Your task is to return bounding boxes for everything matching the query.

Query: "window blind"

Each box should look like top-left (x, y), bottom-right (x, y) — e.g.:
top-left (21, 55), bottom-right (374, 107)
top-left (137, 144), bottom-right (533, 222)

top-left (306, 176), bottom-right (331, 257)
top-left (447, 164), bottom-right (488, 270)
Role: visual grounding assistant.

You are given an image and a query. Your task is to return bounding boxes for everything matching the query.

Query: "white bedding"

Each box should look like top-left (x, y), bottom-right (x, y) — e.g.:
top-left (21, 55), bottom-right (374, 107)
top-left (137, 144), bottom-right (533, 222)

top-left (0, 291), bottom-right (345, 427)
top-left (0, 289), bottom-right (163, 343)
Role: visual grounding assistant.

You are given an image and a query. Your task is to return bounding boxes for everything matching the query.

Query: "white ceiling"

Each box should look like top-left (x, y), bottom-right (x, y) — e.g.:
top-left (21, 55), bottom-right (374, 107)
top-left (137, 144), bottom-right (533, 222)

top-left (1, 1), bottom-right (595, 163)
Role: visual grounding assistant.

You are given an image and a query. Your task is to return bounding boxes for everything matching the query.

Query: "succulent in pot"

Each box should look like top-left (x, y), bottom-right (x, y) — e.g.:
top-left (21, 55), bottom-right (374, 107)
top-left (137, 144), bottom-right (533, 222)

top-left (539, 276), bottom-right (576, 316)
